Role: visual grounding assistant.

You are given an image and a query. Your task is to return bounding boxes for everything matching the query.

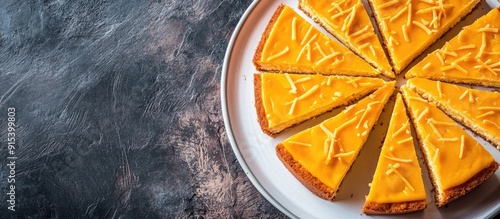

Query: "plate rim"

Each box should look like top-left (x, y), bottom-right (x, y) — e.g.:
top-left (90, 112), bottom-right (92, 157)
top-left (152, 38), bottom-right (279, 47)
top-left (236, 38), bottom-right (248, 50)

top-left (220, 1), bottom-right (298, 218)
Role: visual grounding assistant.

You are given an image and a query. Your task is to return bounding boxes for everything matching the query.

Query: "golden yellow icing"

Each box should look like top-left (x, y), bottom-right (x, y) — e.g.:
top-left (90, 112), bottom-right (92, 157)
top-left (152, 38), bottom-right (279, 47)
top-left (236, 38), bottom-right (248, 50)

top-left (407, 78), bottom-right (500, 150)
top-left (256, 4), bottom-right (380, 77)
top-left (281, 81), bottom-right (395, 191)
top-left (401, 86), bottom-right (495, 190)
top-left (261, 73), bottom-right (385, 132)
top-left (366, 94), bottom-right (426, 204)
top-left (299, 0), bottom-right (394, 78)
top-left (406, 8), bottom-right (500, 87)
top-left (370, 0), bottom-right (481, 74)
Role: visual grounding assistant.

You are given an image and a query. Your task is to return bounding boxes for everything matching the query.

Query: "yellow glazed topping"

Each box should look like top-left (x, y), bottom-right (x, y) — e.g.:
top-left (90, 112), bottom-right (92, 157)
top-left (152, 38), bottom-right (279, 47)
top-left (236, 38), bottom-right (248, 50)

top-left (406, 8), bottom-right (500, 87)
top-left (299, 0), bottom-right (394, 78)
top-left (366, 94), bottom-right (426, 203)
top-left (256, 5), bottom-right (379, 77)
top-left (261, 73), bottom-right (385, 132)
top-left (401, 86), bottom-right (495, 190)
top-left (281, 82), bottom-right (395, 190)
top-left (370, 0), bottom-right (481, 74)
top-left (407, 78), bottom-right (500, 150)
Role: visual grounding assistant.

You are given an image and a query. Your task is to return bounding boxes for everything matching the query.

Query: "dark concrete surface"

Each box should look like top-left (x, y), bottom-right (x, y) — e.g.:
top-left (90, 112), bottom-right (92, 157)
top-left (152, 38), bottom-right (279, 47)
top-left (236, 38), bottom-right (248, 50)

top-left (0, 0), bottom-right (287, 218)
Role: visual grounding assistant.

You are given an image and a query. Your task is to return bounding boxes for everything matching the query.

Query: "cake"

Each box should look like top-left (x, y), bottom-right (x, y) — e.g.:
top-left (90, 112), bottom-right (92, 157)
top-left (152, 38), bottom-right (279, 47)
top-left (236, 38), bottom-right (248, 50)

top-left (406, 8), bottom-right (500, 87)
top-left (363, 93), bottom-right (427, 214)
top-left (367, 0), bottom-right (482, 74)
top-left (255, 73), bottom-right (385, 137)
top-left (276, 81), bottom-right (395, 200)
top-left (253, 4), bottom-right (380, 77)
top-left (298, 0), bottom-right (395, 78)
top-left (407, 78), bottom-right (500, 150)
top-left (401, 86), bottom-right (499, 207)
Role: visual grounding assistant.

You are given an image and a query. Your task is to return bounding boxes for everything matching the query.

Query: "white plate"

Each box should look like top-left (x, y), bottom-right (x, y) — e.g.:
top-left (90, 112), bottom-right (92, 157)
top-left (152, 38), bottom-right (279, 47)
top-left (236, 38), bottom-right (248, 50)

top-left (221, 0), bottom-right (500, 218)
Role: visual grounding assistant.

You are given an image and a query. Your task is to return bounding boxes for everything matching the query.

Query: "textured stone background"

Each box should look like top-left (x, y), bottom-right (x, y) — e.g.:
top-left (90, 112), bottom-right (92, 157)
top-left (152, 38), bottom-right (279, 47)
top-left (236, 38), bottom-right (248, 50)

top-left (0, 0), bottom-right (286, 218)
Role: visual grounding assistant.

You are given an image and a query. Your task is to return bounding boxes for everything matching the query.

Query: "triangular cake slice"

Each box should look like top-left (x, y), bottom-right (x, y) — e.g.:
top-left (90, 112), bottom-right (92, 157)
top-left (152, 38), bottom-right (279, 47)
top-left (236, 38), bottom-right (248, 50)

top-left (276, 81), bottom-right (395, 200)
top-left (368, 0), bottom-right (481, 74)
top-left (253, 4), bottom-right (380, 77)
top-left (407, 78), bottom-right (500, 150)
top-left (298, 0), bottom-right (395, 78)
top-left (400, 86), bottom-right (499, 207)
top-left (363, 93), bottom-right (427, 214)
top-left (406, 8), bottom-right (500, 87)
top-left (255, 73), bottom-right (385, 137)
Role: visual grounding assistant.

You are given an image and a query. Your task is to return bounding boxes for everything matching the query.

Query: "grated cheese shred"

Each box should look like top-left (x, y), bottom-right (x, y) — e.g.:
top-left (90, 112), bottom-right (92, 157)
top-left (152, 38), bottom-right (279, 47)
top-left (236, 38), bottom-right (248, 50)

top-left (284, 73), bottom-right (297, 93)
top-left (437, 80), bottom-right (442, 98)
top-left (288, 98), bottom-right (298, 115)
top-left (407, 3), bottom-right (412, 27)
top-left (300, 26), bottom-right (313, 46)
top-left (383, 155), bottom-right (413, 163)
top-left (288, 140), bottom-right (312, 147)
top-left (459, 135), bottom-right (465, 159)
top-left (433, 148), bottom-right (440, 162)
top-left (422, 62), bottom-right (431, 70)
top-left (478, 106), bottom-right (500, 111)
top-left (438, 137), bottom-right (459, 142)
top-left (475, 32), bottom-right (486, 59)
top-left (416, 108), bottom-right (429, 123)
top-left (387, 163), bottom-right (415, 191)
top-left (316, 52), bottom-right (341, 65)
top-left (483, 119), bottom-right (500, 129)
top-left (350, 26), bottom-right (369, 38)
top-left (392, 122), bottom-right (409, 138)
top-left (378, 0), bottom-right (399, 9)
top-left (397, 137), bottom-right (414, 144)
top-left (390, 6), bottom-right (408, 22)
top-left (267, 47), bottom-right (290, 61)
top-left (413, 21), bottom-right (432, 35)
top-left (298, 85), bottom-right (319, 100)
top-left (459, 89), bottom-right (469, 100)
top-left (476, 111), bottom-right (495, 119)
top-left (369, 45), bottom-right (376, 57)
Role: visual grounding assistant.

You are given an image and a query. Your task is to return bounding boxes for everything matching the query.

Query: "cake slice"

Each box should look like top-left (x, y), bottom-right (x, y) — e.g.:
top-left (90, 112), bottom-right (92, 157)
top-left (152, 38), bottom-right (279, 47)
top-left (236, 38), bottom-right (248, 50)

top-left (368, 0), bottom-right (481, 74)
top-left (363, 93), bottom-right (427, 214)
top-left (407, 78), bottom-right (500, 150)
top-left (276, 81), bottom-right (395, 200)
top-left (406, 8), bottom-right (500, 87)
top-left (298, 0), bottom-right (395, 78)
top-left (255, 73), bottom-right (385, 137)
top-left (253, 4), bottom-right (380, 77)
top-left (400, 86), bottom-right (499, 207)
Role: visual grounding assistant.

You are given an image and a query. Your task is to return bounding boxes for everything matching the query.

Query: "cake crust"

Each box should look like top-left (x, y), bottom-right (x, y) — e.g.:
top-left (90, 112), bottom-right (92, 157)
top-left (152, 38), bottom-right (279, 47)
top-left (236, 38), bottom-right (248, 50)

top-left (253, 74), bottom-right (275, 137)
top-left (362, 200), bottom-right (427, 214)
top-left (252, 4), bottom-right (285, 72)
top-left (276, 144), bottom-right (336, 201)
top-left (438, 161), bottom-right (499, 207)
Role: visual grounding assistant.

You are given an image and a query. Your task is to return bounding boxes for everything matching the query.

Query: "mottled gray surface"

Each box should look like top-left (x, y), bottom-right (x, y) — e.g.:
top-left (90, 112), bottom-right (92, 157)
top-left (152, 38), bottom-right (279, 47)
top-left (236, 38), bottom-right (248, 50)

top-left (0, 0), bottom-right (286, 218)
